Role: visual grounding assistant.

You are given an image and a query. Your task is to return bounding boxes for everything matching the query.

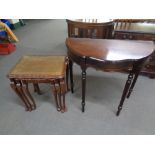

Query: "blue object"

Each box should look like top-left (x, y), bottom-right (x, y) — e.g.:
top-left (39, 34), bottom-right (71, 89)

top-left (1, 19), bottom-right (11, 28)
top-left (0, 31), bottom-right (7, 37)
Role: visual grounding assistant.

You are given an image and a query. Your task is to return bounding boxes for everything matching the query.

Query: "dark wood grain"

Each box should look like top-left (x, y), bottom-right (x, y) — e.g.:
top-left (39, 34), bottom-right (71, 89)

top-left (66, 38), bottom-right (155, 116)
top-left (66, 19), bottom-right (114, 39)
top-left (114, 22), bottom-right (155, 78)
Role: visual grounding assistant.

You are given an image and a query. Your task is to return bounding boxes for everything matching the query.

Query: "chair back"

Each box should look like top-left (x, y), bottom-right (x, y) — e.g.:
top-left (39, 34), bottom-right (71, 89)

top-left (114, 19), bottom-right (145, 30)
top-left (66, 19), bottom-right (114, 39)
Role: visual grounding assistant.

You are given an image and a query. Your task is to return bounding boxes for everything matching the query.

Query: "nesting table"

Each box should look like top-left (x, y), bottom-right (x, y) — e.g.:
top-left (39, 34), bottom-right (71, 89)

top-left (8, 55), bottom-right (68, 112)
top-left (66, 38), bottom-right (155, 116)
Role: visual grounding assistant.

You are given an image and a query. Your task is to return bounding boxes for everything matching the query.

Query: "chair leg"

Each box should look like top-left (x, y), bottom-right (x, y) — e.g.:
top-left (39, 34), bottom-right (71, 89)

top-left (116, 72), bottom-right (134, 116)
top-left (69, 59), bottom-right (74, 93)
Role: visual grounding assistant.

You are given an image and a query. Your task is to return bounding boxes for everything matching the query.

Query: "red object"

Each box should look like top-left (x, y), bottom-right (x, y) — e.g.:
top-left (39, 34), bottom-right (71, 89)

top-left (0, 43), bottom-right (16, 55)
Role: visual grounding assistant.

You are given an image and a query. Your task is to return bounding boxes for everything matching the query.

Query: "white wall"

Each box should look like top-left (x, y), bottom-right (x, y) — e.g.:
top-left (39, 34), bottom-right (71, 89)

top-left (9, 19), bottom-right (19, 24)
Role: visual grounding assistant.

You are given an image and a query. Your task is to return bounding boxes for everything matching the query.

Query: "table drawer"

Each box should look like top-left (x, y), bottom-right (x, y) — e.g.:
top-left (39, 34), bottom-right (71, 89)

top-left (144, 63), bottom-right (155, 70)
top-left (149, 55), bottom-right (155, 62)
top-left (114, 32), bottom-right (144, 40)
top-left (142, 34), bottom-right (155, 41)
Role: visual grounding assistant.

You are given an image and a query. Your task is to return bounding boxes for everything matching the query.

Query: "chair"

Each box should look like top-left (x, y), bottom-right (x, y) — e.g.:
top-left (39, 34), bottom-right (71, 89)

top-left (66, 19), bottom-right (114, 39)
top-left (114, 19), bottom-right (145, 30)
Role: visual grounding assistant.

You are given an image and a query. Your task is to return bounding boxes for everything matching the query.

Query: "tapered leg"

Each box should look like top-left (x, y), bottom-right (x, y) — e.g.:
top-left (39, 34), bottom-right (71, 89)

top-left (81, 68), bottom-right (86, 112)
top-left (116, 72), bottom-right (134, 116)
top-left (69, 59), bottom-right (74, 93)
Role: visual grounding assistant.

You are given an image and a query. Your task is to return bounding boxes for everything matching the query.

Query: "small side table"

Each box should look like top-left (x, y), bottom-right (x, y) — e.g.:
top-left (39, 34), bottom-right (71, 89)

top-left (8, 55), bottom-right (69, 113)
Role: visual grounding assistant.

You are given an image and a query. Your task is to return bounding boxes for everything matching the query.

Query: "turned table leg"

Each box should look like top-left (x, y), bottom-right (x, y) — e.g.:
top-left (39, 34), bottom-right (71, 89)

top-left (126, 72), bottom-right (139, 99)
top-left (127, 63), bottom-right (143, 99)
top-left (116, 72), bottom-right (134, 116)
top-left (116, 60), bottom-right (144, 116)
top-left (81, 68), bottom-right (86, 112)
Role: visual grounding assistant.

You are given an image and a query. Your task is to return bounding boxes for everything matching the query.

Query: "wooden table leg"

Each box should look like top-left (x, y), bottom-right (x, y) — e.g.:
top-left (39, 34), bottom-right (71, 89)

top-left (81, 68), bottom-right (86, 112)
top-left (66, 58), bottom-right (69, 92)
top-left (33, 83), bottom-right (42, 95)
top-left (58, 84), bottom-right (62, 112)
top-left (69, 59), bottom-right (74, 93)
top-left (60, 79), bottom-right (66, 113)
top-left (116, 71), bottom-right (134, 116)
top-left (18, 80), bottom-right (33, 111)
top-left (11, 80), bottom-right (32, 111)
top-left (51, 80), bottom-right (61, 111)
top-left (10, 80), bottom-right (29, 111)
top-left (62, 93), bottom-right (66, 112)
top-left (126, 62), bottom-right (143, 99)
top-left (126, 72), bottom-right (139, 99)
top-left (23, 82), bottom-right (36, 110)
top-left (117, 60), bottom-right (145, 116)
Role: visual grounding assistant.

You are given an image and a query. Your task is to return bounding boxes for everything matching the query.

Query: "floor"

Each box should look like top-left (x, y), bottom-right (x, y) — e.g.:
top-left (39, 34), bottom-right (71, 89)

top-left (0, 19), bottom-right (155, 135)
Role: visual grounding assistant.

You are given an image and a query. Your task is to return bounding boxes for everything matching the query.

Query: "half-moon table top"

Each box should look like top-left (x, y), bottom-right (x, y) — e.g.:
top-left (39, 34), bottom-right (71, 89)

top-left (66, 38), bottom-right (155, 61)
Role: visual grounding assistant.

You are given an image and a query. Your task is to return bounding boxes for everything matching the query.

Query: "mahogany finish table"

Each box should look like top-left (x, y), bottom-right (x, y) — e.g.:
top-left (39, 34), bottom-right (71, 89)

top-left (66, 38), bottom-right (155, 116)
top-left (8, 55), bottom-right (68, 113)
top-left (114, 22), bottom-right (155, 78)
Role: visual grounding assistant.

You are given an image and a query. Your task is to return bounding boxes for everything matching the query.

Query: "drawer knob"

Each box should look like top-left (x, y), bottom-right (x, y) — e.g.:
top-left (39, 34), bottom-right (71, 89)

top-left (146, 64), bottom-right (150, 68)
top-left (129, 35), bottom-right (133, 39)
top-left (123, 34), bottom-right (127, 39)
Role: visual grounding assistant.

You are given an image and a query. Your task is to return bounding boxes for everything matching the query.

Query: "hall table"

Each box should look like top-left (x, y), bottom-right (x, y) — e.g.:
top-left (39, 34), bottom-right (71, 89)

top-left (66, 38), bottom-right (155, 116)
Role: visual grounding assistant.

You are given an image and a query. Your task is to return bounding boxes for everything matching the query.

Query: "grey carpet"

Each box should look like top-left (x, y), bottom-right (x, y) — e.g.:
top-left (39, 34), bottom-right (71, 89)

top-left (0, 19), bottom-right (155, 135)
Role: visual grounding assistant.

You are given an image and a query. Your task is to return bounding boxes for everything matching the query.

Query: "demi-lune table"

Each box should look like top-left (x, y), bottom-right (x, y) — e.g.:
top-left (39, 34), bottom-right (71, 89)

top-left (66, 38), bottom-right (155, 116)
